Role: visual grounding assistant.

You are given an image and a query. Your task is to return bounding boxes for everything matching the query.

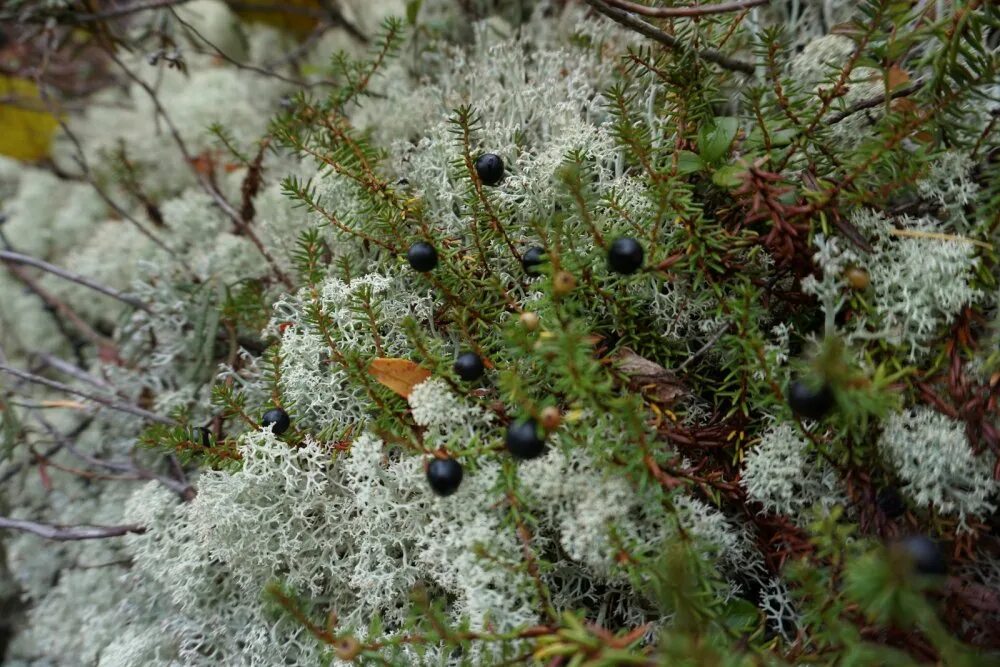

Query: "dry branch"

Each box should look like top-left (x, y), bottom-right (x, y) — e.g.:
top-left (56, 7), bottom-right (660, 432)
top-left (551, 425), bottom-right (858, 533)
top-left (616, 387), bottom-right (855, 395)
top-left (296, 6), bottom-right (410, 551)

top-left (0, 516), bottom-right (145, 541)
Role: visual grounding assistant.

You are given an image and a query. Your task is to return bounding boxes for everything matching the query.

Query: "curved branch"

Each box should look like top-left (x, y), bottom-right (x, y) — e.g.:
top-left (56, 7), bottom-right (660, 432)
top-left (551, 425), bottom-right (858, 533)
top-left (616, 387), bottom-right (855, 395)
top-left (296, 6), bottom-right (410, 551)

top-left (0, 516), bottom-right (146, 541)
top-left (602, 0), bottom-right (768, 18)
top-left (0, 250), bottom-right (151, 312)
top-left (0, 363), bottom-right (176, 426)
top-left (583, 0), bottom-right (757, 75)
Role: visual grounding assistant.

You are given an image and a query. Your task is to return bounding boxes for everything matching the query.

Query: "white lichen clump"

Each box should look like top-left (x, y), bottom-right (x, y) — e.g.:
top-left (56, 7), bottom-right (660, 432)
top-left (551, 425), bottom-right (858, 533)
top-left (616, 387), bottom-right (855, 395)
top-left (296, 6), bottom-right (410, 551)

top-left (742, 421), bottom-right (843, 521)
top-left (803, 206), bottom-right (982, 358)
top-left (878, 407), bottom-right (998, 529)
top-left (1, 0), bottom-right (998, 662)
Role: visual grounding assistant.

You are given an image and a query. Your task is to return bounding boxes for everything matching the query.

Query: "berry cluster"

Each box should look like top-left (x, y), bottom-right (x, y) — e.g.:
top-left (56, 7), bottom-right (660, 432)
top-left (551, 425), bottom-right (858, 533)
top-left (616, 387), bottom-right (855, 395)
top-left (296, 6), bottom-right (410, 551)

top-left (390, 153), bottom-right (647, 494)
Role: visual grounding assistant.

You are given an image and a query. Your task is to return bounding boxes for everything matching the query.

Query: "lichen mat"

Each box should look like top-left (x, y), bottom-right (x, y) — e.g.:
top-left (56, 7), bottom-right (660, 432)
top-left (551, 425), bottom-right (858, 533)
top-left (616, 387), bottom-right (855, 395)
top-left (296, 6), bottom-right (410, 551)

top-left (1, 0), bottom-right (999, 664)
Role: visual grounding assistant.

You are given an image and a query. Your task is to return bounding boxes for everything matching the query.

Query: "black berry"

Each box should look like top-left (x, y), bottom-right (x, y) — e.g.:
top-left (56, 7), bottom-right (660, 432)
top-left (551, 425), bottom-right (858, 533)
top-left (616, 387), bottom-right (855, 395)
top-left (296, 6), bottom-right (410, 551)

top-left (475, 153), bottom-right (505, 186)
top-left (787, 379), bottom-right (835, 420)
top-left (261, 408), bottom-right (290, 435)
top-left (877, 487), bottom-right (906, 519)
top-left (505, 418), bottom-right (546, 460)
top-left (897, 534), bottom-right (947, 576)
top-left (407, 241), bottom-right (438, 272)
top-left (521, 246), bottom-right (546, 276)
top-left (427, 458), bottom-right (463, 497)
top-left (608, 237), bottom-right (644, 275)
top-left (453, 352), bottom-right (485, 382)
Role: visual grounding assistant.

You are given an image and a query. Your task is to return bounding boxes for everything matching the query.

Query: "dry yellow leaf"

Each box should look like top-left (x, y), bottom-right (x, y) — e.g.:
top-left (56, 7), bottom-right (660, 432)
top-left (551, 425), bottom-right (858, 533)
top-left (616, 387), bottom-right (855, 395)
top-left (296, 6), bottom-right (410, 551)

top-left (226, 0), bottom-right (322, 38)
top-left (0, 76), bottom-right (59, 161)
top-left (368, 358), bottom-right (432, 398)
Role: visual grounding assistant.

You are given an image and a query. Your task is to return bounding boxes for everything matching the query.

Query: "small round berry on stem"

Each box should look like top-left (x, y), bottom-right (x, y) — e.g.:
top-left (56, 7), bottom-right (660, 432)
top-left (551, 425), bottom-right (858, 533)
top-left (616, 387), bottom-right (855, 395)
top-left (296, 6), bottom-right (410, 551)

top-left (474, 153), bottom-right (504, 186)
top-left (519, 312), bottom-right (540, 331)
top-left (787, 379), bottom-right (835, 420)
top-left (426, 458), bottom-right (463, 496)
top-left (553, 271), bottom-right (576, 295)
top-left (453, 352), bottom-right (485, 382)
top-left (521, 246), bottom-right (546, 276)
top-left (844, 266), bottom-right (870, 290)
top-left (608, 237), bottom-right (644, 275)
top-left (407, 241), bottom-right (438, 272)
top-left (261, 408), bottom-right (290, 435)
top-left (896, 534), bottom-right (947, 576)
top-left (506, 418), bottom-right (546, 460)
top-left (540, 406), bottom-right (561, 431)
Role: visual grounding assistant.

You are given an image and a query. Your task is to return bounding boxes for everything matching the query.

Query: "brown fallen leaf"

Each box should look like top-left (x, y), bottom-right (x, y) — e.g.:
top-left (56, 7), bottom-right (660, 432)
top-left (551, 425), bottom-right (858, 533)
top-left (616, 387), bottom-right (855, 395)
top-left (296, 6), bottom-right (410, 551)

top-left (368, 358), bottom-right (432, 398)
top-left (611, 347), bottom-right (686, 406)
top-left (886, 64), bottom-right (910, 91)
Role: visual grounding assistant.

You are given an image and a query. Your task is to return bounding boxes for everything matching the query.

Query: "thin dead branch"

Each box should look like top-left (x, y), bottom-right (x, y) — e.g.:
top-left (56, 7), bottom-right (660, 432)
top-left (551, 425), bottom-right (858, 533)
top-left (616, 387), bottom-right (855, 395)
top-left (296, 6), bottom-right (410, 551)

top-left (602, 0), bottom-right (769, 18)
top-left (0, 516), bottom-right (145, 541)
top-left (583, 0), bottom-right (757, 75)
top-left (0, 363), bottom-right (176, 426)
top-left (0, 250), bottom-right (152, 312)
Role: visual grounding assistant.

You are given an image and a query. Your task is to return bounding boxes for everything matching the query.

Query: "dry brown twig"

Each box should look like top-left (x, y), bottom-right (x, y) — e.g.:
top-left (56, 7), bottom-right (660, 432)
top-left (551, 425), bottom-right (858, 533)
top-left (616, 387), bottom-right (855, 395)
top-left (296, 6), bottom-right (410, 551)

top-left (0, 516), bottom-right (145, 541)
top-left (0, 249), bottom-right (152, 312)
top-left (0, 363), bottom-right (176, 426)
top-left (582, 0), bottom-right (758, 75)
top-left (602, 0), bottom-right (769, 18)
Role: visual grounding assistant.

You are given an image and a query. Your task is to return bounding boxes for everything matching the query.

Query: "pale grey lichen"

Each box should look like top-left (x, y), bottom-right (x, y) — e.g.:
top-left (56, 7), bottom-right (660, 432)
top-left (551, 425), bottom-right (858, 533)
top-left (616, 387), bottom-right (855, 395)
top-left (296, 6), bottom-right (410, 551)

top-left (742, 421), bottom-right (844, 522)
top-left (878, 407), bottom-right (998, 530)
top-left (804, 208), bottom-right (983, 359)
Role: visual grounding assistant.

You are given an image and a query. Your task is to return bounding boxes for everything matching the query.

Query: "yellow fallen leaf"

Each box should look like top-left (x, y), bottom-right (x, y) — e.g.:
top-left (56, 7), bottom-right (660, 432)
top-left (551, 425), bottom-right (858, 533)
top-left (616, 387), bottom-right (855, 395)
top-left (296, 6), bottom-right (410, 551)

top-left (226, 0), bottom-right (322, 38)
top-left (38, 400), bottom-right (88, 410)
top-left (368, 358), bottom-right (432, 398)
top-left (0, 76), bottom-right (59, 161)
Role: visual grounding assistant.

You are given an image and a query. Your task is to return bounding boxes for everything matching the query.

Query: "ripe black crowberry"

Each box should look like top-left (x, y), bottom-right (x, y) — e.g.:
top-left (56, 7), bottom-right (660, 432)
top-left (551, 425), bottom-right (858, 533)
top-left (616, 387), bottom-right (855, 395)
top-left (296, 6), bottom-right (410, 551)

top-left (475, 153), bottom-right (504, 186)
top-left (506, 418), bottom-right (546, 460)
top-left (608, 237), bottom-right (644, 275)
top-left (787, 379), bottom-right (835, 420)
top-left (454, 352), bottom-right (485, 381)
top-left (897, 534), bottom-right (947, 576)
top-left (426, 458), bottom-right (463, 497)
top-left (261, 408), bottom-right (290, 435)
top-left (877, 487), bottom-right (906, 519)
top-left (407, 241), bottom-right (438, 272)
top-left (521, 246), bottom-right (546, 276)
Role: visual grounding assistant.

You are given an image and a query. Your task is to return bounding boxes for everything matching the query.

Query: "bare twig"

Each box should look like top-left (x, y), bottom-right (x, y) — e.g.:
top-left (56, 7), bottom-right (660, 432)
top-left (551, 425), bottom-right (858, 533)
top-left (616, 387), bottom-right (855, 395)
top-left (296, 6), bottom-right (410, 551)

top-left (602, 0), bottom-right (768, 18)
top-left (0, 250), bottom-right (151, 312)
top-left (583, 0), bottom-right (757, 75)
top-left (27, 29), bottom-right (183, 265)
top-left (825, 82), bottom-right (920, 125)
top-left (35, 353), bottom-right (114, 391)
top-left (104, 48), bottom-right (295, 289)
top-left (0, 260), bottom-right (116, 352)
top-left (0, 0), bottom-right (194, 23)
top-left (0, 363), bottom-right (176, 426)
top-left (677, 322), bottom-right (731, 372)
top-left (0, 415), bottom-right (93, 484)
top-left (315, 0), bottom-right (368, 43)
top-left (169, 8), bottom-right (332, 89)
top-left (889, 227), bottom-right (993, 250)
top-left (30, 414), bottom-right (196, 500)
top-left (0, 516), bottom-right (145, 541)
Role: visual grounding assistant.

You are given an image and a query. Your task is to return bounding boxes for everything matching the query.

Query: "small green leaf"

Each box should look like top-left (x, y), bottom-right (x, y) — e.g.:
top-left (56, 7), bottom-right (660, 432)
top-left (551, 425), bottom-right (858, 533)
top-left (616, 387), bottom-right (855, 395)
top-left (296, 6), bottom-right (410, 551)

top-left (698, 116), bottom-right (739, 164)
top-left (718, 597), bottom-right (761, 633)
top-left (712, 164), bottom-right (747, 188)
top-left (746, 125), bottom-right (797, 150)
top-left (405, 0), bottom-right (422, 25)
top-left (675, 150), bottom-right (706, 175)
